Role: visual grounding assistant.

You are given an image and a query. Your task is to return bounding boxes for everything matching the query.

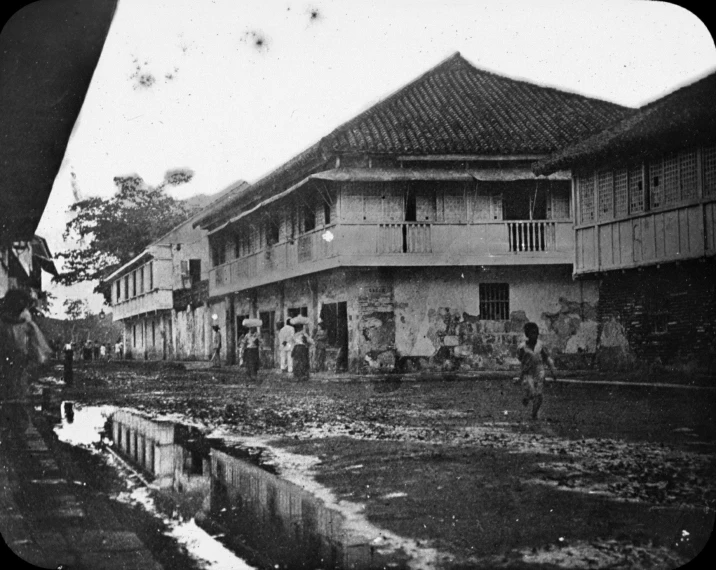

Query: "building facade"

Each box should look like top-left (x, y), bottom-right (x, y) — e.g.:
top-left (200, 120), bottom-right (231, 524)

top-left (535, 72), bottom-right (716, 370)
top-left (194, 54), bottom-right (631, 371)
top-left (104, 181), bottom-right (248, 360)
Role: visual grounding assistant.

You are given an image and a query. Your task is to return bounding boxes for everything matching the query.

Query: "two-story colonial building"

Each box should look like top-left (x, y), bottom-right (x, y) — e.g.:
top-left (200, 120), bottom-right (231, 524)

top-left (535, 71), bottom-right (716, 370)
top-left (193, 53), bottom-right (632, 371)
top-left (104, 180), bottom-right (248, 359)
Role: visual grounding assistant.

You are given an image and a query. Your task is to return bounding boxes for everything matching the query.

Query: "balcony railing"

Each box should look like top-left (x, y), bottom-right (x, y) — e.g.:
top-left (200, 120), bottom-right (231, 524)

top-left (209, 220), bottom-right (572, 294)
top-left (507, 221), bottom-right (556, 252)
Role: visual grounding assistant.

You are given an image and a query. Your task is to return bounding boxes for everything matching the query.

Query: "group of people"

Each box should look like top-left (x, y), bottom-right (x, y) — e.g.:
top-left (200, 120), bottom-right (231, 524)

top-left (210, 317), bottom-right (329, 383)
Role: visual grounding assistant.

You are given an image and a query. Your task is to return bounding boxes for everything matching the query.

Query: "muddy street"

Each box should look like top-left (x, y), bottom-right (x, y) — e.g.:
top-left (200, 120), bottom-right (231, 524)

top-left (16, 361), bottom-right (716, 568)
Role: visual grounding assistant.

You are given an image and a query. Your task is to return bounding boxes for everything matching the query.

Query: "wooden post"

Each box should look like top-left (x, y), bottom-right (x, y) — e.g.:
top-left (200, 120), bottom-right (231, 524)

top-left (226, 294), bottom-right (236, 365)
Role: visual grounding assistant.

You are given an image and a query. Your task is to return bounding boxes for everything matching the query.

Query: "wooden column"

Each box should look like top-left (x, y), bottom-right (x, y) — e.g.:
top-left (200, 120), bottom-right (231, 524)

top-left (226, 294), bottom-right (236, 365)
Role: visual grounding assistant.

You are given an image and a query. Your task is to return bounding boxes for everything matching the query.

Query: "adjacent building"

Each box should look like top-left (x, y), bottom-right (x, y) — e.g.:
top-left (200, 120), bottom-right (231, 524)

top-left (104, 181), bottom-right (248, 359)
top-left (193, 53), bottom-right (631, 371)
top-left (535, 71), bottom-right (716, 369)
top-left (1, 235), bottom-right (57, 301)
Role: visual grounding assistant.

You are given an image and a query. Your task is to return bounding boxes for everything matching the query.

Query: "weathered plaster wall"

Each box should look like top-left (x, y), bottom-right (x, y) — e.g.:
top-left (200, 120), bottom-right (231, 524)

top-left (173, 304), bottom-right (210, 360)
top-left (393, 266), bottom-right (598, 370)
top-left (346, 269), bottom-right (396, 369)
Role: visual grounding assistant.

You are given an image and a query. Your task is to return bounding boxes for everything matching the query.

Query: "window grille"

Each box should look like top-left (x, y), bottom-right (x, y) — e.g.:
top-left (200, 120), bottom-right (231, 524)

top-left (597, 170), bottom-right (613, 220)
top-left (479, 283), bottom-right (509, 321)
top-left (628, 164), bottom-right (645, 214)
top-left (649, 158), bottom-right (663, 209)
top-left (614, 167), bottom-right (628, 217)
top-left (703, 145), bottom-right (716, 197)
top-left (679, 150), bottom-right (697, 200)
top-left (578, 172), bottom-right (595, 224)
top-left (663, 153), bottom-right (679, 205)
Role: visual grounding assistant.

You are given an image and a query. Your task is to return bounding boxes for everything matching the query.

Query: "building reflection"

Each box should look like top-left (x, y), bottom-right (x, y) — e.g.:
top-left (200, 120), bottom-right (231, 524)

top-left (108, 409), bottom-right (397, 569)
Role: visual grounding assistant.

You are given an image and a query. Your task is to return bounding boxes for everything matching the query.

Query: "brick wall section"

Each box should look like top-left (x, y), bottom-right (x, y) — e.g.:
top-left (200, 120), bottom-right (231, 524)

top-left (598, 260), bottom-right (716, 366)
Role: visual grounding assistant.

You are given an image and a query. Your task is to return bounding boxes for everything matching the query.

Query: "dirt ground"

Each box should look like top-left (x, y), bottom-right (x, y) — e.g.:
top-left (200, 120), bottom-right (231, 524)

top-left (41, 361), bottom-right (716, 569)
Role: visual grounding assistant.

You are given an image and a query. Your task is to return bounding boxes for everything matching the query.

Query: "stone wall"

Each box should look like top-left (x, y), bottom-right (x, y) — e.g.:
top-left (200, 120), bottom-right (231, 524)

top-left (596, 261), bottom-right (716, 371)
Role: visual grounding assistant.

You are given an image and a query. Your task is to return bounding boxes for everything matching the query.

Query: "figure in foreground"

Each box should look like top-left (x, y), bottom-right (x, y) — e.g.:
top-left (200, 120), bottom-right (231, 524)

top-left (517, 322), bottom-right (557, 420)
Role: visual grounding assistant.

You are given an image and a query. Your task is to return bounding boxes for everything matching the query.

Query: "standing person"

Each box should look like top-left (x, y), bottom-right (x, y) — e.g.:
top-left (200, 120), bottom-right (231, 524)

top-left (0, 289), bottom-right (52, 401)
top-left (291, 321), bottom-right (315, 382)
top-left (93, 341), bottom-right (100, 361)
top-left (517, 322), bottom-right (557, 421)
top-left (313, 322), bottom-right (328, 372)
top-left (278, 319), bottom-right (295, 374)
top-left (240, 319), bottom-right (262, 381)
top-left (210, 325), bottom-right (222, 368)
top-left (99, 343), bottom-right (107, 361)
top-left (115, 338), bottom-right (123, 360)
top-left (63, 340), bottom-right (74, 385)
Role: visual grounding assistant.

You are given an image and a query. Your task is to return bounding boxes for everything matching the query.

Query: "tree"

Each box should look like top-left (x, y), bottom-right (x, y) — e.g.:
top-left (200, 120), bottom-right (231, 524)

top-left (55, 169), bottom-right (195, 301)
top-left (63, 298), bottom-right (89, 320)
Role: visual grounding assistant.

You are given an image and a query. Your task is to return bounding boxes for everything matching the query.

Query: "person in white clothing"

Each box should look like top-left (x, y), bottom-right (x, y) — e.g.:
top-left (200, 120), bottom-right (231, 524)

top-left (278, 319), bottom-right (295, 373)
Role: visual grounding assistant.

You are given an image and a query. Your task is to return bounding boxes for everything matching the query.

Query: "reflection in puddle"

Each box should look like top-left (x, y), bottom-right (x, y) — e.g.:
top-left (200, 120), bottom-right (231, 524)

top-left (55, 404), bottom-right (404, 569)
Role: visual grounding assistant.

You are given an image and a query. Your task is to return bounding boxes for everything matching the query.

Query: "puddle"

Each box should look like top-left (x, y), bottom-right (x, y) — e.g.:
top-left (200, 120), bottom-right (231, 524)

top-left (53, 403), bottom-right (409, 569)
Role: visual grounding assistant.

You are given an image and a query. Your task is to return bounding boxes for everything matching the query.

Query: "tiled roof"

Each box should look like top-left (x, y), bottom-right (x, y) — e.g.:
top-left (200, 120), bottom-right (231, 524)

top-left (535, 70), bottom-right (716, 175)
top-left (323, 53), bottom-right (632, 155)
top-left (195, 53), bottom-right (632, 228)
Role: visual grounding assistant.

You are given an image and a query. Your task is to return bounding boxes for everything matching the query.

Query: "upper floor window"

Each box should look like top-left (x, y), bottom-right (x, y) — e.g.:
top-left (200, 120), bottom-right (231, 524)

top-left (139, 266), bottom-right (145, 294)
top-left (577, 172), bottom-right (595, 224)
top-left (115, 280), bottom-right (121, 302)
top-left (124, 275), bottom-right (129, 299)
top-left (132, 271), bottom-right (137, 297)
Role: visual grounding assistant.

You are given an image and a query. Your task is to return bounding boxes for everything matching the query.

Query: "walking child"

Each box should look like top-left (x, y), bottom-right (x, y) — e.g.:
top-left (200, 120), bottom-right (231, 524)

top-left (517, 322), bottom-right (556, 420)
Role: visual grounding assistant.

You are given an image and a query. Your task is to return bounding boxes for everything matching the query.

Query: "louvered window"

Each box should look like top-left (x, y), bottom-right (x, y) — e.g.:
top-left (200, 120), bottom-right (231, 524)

top-left (679, 150), bottom-right (697, 200)
top-left (628, 165), bottom-right (645, 214)
top-left (597, 170), bottom-right (613, 220)
top-left (703, 145), bottom-right (716, 197)
top-left (649, 158), bottom-right (663, 209)
top-left (578, 172), bottom-right (595, 224)
top-left (614, 167), bottom-right (628, 218)
top-left (663, 154), bottom-right (679, 205)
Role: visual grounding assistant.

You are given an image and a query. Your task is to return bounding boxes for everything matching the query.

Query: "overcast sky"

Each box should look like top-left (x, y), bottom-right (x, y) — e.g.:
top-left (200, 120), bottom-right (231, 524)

top-left (36, 0), bottom-right (715, 318)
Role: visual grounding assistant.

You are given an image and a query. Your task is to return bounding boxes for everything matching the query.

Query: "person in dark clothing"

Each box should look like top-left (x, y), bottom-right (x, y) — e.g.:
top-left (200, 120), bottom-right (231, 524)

top-left (240, 327), bottom-right (262, 380)
top-left (291, 323), bottom-right (314, 382)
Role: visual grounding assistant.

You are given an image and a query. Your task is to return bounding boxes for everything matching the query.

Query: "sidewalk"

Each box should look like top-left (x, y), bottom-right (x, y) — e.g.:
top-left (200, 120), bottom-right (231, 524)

top-left (0, 401), bottom-right (164, 570)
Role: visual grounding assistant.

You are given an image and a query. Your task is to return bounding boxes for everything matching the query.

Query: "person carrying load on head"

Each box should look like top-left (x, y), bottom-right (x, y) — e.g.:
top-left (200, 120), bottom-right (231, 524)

top-left (240, 318), bottom-right (262, 381)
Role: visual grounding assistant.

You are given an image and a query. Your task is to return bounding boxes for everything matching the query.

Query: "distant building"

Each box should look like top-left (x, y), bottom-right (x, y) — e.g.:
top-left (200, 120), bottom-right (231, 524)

top-left (535, 71), bottom-right (716, 369)
top-left (193, 53), bottom-right (631, 371)
top-left (103, 181), bottom-right (248, 360)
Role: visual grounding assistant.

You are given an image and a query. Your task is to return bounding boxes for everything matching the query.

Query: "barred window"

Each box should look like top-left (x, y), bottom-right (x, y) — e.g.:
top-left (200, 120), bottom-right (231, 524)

top-left (679, 150), bottom-right (697, 200)
top-left (597, 170), bottom-right (613, 220)
top-left (578, 172), bottom-right (595, 224)
top-left (479, 283), bottom-right (509, 321)
top-left (614, 167), bottom-right (628, 217)
top-left (704, 145), bottom-right (716, 197)
top-left (649, 158), bottom-right (663, 209)
top-left (628, 164), bottom-right (645, 214)
top-left (663, 153), bottom-right (679, 205)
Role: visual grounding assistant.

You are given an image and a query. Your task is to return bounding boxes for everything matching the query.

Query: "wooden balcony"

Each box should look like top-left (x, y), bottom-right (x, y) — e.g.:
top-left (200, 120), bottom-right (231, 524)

top-left (112, 288), bottom-right (173, 320)
top-left (575, 199), bottom-right (716, 274)
top-left (208, 220), bottom-right (573, 297)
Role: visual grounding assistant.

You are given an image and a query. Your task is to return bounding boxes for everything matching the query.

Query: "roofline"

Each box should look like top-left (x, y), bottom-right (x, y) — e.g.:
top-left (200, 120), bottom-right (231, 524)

top-left (103, 249), bottom-right (157, 283)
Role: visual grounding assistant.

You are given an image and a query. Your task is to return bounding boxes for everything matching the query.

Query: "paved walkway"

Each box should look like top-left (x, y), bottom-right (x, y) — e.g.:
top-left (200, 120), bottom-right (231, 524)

top-left (0, 401), bottom-right (164, 570)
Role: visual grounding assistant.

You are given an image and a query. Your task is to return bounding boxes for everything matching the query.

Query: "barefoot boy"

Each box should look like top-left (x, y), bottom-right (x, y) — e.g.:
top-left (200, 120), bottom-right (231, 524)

top-left (517, 322), bottom-right (557, 420)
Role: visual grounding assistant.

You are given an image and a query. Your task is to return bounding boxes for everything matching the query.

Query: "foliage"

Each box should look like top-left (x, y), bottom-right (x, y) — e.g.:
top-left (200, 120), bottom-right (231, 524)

top-left (63, 298), bottom-right (89, 320)
top-left (55, 169), bottom-right (195, 301)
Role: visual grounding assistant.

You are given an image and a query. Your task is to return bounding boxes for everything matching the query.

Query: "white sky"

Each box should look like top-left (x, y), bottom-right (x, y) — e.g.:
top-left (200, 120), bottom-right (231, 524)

top-left (37, 0), bottom-right (716, 318)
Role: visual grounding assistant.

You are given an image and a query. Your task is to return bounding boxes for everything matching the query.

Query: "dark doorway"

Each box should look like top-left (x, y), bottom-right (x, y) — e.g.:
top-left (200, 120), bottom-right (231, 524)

top-left (320, 301), bottom-right (349, 371)
top-left (288, 307), bottom-right (308, 319)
